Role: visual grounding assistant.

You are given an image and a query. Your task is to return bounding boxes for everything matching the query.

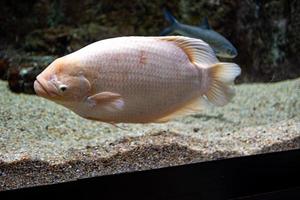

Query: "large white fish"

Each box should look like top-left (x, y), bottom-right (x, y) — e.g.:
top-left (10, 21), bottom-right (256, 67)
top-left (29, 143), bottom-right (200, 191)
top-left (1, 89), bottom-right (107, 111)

top-left (34, 36), bottom-right (241, 123)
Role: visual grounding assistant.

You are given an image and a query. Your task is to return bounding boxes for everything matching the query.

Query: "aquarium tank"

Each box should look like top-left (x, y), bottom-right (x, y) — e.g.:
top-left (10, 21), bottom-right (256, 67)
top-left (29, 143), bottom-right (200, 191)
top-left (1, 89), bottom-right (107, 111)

top-left (0, 0), bottom-right (299, 196)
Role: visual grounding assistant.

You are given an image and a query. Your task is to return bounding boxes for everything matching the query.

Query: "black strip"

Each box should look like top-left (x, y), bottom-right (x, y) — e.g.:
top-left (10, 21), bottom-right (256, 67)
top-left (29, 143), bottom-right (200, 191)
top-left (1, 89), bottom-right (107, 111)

top-left (2, 149), bottom-right (300, 200)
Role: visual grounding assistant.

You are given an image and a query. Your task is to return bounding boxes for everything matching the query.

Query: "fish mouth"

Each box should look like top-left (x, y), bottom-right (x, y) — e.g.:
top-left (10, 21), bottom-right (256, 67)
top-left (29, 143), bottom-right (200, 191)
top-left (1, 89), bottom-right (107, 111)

top-left (228, 51), bottom-right (238, 58)
top-left (214, 48), bottom-right (238, 58)
top-left (224, 54), bottom-right (236, 59)
top-left (34, 76), bottom-right (59, 98)
top-left (217, 52), bottom-right (237, 59)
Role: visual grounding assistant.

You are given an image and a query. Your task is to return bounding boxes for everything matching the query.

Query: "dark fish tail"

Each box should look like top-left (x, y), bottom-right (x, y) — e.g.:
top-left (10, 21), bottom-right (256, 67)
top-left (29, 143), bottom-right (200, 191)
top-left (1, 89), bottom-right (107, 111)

top-left (160, 9), bottom-right (179, 36)
top-left (163, 8), bottom-right (178, 24)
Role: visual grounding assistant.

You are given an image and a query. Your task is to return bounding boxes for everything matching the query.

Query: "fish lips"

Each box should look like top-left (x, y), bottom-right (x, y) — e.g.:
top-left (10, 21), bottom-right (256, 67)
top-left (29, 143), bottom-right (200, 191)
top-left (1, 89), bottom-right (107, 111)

top-left (216, 51), bottom-right (237, 59)
top-left (34, 76), bottom-right (59, 98)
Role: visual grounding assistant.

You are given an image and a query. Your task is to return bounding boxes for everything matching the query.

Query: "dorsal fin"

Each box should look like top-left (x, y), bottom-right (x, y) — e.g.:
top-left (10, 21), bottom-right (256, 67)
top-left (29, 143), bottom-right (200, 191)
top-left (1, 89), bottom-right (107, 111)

top-left (199, 17), bottom-right (211, 29)
top-left (159, 36), bottom-right (218, 66)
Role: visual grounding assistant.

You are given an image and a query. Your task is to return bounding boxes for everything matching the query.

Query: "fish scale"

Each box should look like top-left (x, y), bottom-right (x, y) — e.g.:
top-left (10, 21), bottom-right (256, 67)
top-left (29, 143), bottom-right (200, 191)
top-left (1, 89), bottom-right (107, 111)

top-left (73, 38), bottom-right (200, 122)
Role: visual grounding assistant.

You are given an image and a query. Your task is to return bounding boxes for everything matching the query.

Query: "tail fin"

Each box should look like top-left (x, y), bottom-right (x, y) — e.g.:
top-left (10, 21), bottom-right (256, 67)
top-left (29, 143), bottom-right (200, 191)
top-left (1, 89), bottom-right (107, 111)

top-left (158, 36), bottom-right (240, 107)
top-left (206, 63), bottom-right (241, 106)
top-left (160, 9), bottom-right (179, 36)
top-left (163, 8), bottom-right (178, 24)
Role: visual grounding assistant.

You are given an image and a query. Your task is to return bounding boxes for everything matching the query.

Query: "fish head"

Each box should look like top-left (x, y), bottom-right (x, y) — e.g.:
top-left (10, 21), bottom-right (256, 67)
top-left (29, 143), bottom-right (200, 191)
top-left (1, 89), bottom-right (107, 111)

top-left (225, 46), bottom-right (238, 58)
top-left (34, 57), bottom-right (91, 105)
top-left (213, 43), bottom-right (238, 58)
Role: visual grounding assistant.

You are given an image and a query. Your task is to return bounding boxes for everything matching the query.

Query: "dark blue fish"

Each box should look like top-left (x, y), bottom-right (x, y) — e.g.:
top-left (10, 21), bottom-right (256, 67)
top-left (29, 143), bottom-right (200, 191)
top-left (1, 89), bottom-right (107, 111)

top-left (161, 9), bottom-right (238, 58)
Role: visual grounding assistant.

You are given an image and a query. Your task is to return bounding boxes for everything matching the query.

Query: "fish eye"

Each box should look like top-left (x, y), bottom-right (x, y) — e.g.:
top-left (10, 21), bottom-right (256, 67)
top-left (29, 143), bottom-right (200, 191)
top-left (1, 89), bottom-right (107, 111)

top-left (227, 49), bottom-right (233, 54)
top-left (59, 85), bottom-right (68, 92)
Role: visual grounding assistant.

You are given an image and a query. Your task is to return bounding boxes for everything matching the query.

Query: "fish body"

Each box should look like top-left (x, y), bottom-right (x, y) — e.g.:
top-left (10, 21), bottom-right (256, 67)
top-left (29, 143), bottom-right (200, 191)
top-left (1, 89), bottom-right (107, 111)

top-left (161, 9), bottom-right (238, 58)
top-left (34, 36), bottom-right (240, 123)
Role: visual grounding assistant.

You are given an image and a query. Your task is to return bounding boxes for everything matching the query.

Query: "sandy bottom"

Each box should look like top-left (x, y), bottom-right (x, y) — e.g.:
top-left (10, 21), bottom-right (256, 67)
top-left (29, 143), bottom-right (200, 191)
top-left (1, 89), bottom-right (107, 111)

top-left (0, 78), bottom-right (299, 191)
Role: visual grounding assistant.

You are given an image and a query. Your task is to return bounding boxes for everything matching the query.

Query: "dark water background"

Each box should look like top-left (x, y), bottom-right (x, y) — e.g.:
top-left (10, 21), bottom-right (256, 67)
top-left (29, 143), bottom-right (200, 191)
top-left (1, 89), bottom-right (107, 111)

top-left (0, 0), bottom-right (299, 93)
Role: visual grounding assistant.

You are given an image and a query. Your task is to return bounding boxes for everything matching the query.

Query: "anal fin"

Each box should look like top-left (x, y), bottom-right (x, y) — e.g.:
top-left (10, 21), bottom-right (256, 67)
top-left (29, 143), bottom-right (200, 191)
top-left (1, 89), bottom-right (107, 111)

top-left (154, 96), bottom-right (209, 123)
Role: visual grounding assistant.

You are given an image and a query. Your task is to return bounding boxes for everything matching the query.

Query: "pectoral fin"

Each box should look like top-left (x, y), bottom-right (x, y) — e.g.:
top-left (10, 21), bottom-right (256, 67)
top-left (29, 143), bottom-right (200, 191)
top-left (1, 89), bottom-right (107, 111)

top-left (87, 92), bottom-right (124, 111)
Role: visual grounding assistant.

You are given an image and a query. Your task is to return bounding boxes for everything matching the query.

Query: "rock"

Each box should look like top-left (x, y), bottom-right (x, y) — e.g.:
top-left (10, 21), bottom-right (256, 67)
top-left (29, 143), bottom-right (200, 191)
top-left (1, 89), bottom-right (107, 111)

top-left (24, 26), bottom-right (72, 55)
top-left (0, 53), bottom-right (9, 80)
top-left (0, 78), bottom-right (299, 191)
top-left (1, 1), bottom-right (300, 82)
top-left (24, 23), bottom-right (120, 55)
top-left (6, 54), bottom-right (56, 94)
top-left (234, 0), bottom-right (300, 82)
